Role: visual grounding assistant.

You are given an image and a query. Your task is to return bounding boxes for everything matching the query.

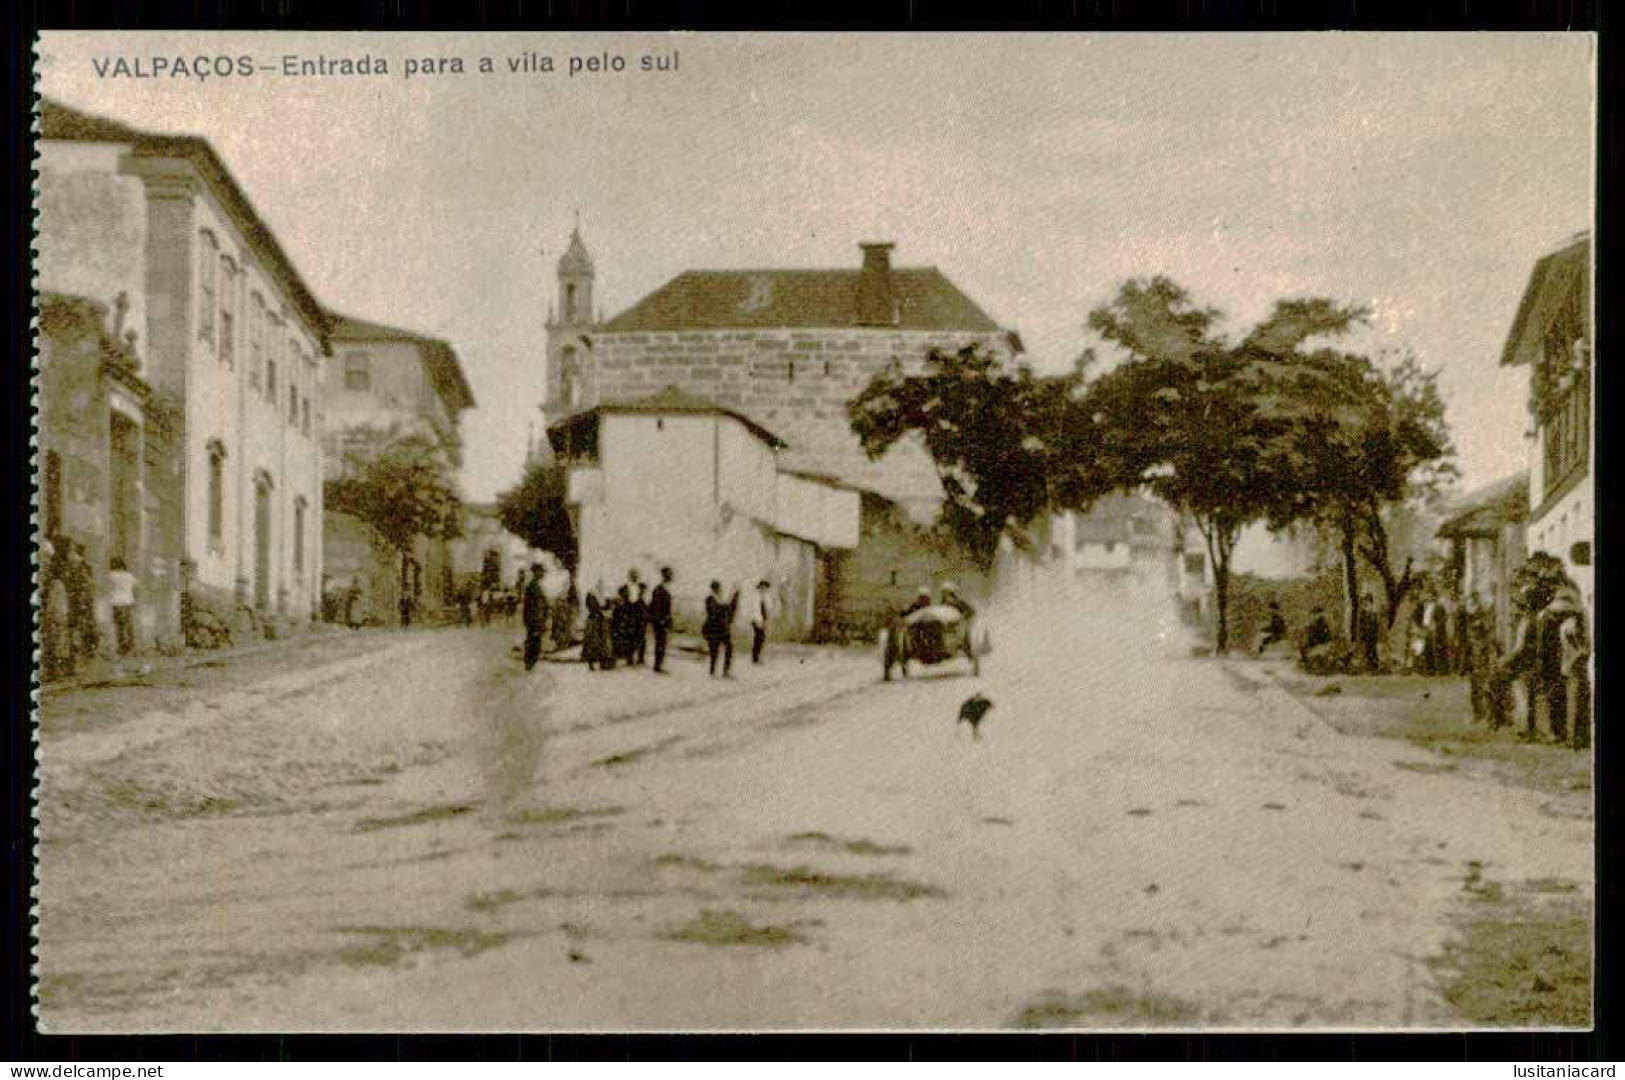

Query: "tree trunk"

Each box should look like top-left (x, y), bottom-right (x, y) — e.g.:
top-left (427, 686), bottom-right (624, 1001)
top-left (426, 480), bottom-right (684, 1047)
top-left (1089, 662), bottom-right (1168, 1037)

top-left (1213, 557), bottom-right (1231, 654)
top-left (1358, 507), bottom-right (1413, 629)
top-left (1201, 518), bottom-right (1236, 655)
top-left (1340, 518), bottom-right (1360, 644)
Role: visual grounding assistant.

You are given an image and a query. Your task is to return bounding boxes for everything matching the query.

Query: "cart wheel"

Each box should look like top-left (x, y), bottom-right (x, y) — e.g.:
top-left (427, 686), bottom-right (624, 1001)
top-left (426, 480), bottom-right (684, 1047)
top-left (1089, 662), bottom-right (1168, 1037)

top-left (968, 644), bottom-right (981, 678)
top-left (879, 628), bottom-right (893, 681)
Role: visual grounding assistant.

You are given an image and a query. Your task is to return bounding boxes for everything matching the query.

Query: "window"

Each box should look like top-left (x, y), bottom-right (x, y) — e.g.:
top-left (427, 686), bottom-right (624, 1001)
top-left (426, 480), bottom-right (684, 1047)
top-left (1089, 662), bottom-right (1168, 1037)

top-left (1539, 285), bottom-right (1590, 497)
top-left (267, 357), bottom-right (278, 402)
top-left (248, 293), bottom-right (265, 389)
top-left (561, 346), bottom-right (579, 407)
top-left (344, 351), bottom-right (371, 391)
top-left (218, 257), bottom-right (236, 367)
top-left (198, 232), bottom-right (217, 342)
top-left (302, 396), bottom-right (312, 436)
top-left (566, 283), bottom-right (577, 320)
top-left (206, 440), bottom-right (226, 545)
top-left (289, 383), bottom-right (299, 425)
top-left (293, 496), bottom-right (307, 575)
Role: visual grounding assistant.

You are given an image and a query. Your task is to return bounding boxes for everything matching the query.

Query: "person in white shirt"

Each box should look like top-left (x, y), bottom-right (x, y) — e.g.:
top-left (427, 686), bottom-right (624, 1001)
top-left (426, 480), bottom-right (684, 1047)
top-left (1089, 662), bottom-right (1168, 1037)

top-left (749, 579), bottom-right (772, 664)
top-left (107, 557), bottom-right (137, 657)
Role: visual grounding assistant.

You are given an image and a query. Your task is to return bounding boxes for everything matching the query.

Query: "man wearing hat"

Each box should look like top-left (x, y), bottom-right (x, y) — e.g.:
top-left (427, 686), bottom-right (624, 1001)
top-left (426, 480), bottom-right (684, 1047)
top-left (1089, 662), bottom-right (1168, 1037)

top-left (904, 585), bottom-right (933, 618)
top-left (940, 582), bottom-right (975, 621)
top-left (521, 562), bottom-right (550, 671)
top-left (749, 579), bottom-right (773, 664)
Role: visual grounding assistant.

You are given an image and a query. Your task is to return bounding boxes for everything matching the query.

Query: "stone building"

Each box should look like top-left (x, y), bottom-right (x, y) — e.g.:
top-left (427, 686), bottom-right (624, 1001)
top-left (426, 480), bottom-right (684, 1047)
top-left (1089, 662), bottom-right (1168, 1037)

top-left (1500, 230), bottom-right (1592, 611)
top-left (540, 231), bottom-right (1020, 636)
top-left (37, 99), bottom-right (328, 635)
top-left (38, 292), bottom-right (183, 653)
top-left (321, 313), bottom-right (475, 623)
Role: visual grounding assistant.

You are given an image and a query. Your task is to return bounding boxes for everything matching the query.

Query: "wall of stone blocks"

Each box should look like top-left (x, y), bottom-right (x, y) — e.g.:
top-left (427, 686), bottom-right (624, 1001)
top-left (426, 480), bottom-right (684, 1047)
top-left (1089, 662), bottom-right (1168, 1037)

top-left (38, 303), bottom-right (185, 652)
top-left (583, 328), bottom-right (1011, 505)
top-left (814, 494), bottom-right (989, 642)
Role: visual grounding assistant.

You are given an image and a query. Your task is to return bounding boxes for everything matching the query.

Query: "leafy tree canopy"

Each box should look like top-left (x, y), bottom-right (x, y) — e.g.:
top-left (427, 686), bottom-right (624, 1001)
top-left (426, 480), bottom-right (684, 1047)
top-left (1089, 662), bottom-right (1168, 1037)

top-left (324, 428), bottom-right (463, 553)
top-left (847, 345), bottom-right (1103, 569)
top-left (494, 461), bottom-right (577, 567)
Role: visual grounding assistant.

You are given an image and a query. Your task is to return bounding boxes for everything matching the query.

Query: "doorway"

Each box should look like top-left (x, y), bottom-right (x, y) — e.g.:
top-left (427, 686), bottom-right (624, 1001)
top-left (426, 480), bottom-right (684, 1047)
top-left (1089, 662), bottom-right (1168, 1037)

top-left (254, 474), bottom-right (272, 610)
top-left (109, 413), bottom-right (140, 566)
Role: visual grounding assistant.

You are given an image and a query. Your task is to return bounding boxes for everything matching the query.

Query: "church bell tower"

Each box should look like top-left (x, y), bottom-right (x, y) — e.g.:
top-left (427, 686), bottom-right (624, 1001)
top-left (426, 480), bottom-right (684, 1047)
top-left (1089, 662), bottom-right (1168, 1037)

top-left (543, 220), bottom-right (598, 433)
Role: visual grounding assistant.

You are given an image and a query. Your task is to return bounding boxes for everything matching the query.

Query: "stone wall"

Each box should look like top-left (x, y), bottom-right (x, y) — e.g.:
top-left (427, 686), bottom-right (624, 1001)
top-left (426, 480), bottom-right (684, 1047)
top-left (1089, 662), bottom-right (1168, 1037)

top-left (585, 327), bottom-right (1012, 506)
top-left (38, 296), bottom-right (185, 653)
top-left (814, 493), bottom-right (989, 642)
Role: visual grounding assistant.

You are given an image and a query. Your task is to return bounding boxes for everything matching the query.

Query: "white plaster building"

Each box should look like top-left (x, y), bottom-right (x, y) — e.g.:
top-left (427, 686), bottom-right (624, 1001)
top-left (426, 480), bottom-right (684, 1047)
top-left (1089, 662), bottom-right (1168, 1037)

top-left (321, 313), bottom-right (475, 623)
top-left (548, 387), bottom-right (859, 638)
top-left (38, 99), bottom-right (328, 625)
top-left (1500, 231), bottom-right (1592, 611)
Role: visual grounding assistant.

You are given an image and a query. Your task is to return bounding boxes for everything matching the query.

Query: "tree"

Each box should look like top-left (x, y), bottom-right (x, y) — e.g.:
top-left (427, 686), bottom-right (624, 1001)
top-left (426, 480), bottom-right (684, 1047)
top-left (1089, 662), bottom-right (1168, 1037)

top-left (1264, 347), bottom-right (1456, 638)
top-left (494, 461), bottom-right (577, 569)
top-left (847, 344), bottom-right (1103, 570)
top-left (324, 428), bottom-right (463, 598)
top-left (1085, 279), bottom-right (1369, 654)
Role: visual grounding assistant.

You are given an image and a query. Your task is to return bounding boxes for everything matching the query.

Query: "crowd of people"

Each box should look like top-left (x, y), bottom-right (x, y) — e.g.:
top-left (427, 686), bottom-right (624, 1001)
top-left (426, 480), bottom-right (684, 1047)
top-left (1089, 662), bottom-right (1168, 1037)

top-left (516, 563), bottom-right (778, 680)
top-left (1255, 561), bottom-right (1591, 751)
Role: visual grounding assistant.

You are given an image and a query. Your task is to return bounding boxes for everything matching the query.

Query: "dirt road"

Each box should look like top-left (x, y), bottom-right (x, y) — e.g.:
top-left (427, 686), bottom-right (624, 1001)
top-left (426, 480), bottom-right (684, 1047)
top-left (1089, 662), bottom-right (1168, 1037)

top-left (34, 608), bottom-right (1591, 1031)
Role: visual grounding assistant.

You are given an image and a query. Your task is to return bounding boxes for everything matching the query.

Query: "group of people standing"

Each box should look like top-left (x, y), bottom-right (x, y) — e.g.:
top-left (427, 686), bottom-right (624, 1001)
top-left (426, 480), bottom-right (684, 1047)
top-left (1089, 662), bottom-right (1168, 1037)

top-left (39, 535), bottom-right (138, 680)
top-left (579, 567), bottom-right (669, 673)
top-left (522, 564), bottom-right (775, 679)
top-left (698, 577), bottom-right (774, 678)
top-left (1261, 567), bottom-right (1591, 751)
top-left (1496, 577), bottom-right (1591, 750)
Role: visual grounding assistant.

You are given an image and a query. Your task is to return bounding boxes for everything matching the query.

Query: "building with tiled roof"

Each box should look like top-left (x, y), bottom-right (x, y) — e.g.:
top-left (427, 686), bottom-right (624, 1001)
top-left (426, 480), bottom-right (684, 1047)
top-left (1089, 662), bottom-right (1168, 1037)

top-left (320, 311), bottom-right (478, 626)
top-left (537, 234), bottom-right (1018, 636)
top-left (37, 97), bottom-right (328, 630)
top-left (600, 265), bottom-right (1002, 334)
top-left (541, 236), bottom-right (1020, 511)
top-left (1436, 470), bottom-right (1530, 649)
top-left (1499, 230), bottom-right (1591, 613)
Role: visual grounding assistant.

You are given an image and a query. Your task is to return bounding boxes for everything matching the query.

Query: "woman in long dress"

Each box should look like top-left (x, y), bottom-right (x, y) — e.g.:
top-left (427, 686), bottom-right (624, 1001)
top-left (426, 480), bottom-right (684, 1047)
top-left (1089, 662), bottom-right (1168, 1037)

top-left (582, 581), bottom-right (611, 672)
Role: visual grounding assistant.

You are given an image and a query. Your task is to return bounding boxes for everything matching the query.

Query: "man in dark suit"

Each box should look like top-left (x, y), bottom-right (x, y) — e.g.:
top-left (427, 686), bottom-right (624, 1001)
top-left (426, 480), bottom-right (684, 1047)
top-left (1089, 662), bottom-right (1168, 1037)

top-left (521, 563), bottom-right (549, 671)
top-left (703, 580), bottom-right (739, 678)
top-left (650, 566), bottom-right (675, 674)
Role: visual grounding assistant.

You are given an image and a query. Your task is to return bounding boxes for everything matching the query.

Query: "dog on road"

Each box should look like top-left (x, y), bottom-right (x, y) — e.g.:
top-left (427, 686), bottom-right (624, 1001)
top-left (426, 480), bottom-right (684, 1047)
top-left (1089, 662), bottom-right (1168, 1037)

top-left (958, 693), bottom-right (993, 740)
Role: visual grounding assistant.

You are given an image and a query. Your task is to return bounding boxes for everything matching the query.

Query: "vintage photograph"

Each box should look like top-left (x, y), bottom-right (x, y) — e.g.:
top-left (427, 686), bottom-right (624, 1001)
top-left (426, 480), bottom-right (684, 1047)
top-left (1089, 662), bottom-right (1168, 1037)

top-left (30, 31), bottom-right (1594, 1032)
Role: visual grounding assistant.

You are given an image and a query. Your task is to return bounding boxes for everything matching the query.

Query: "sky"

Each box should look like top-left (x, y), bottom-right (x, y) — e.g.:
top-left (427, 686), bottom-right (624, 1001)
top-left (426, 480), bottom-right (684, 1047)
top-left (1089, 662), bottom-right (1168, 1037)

top-left (38, 31), bottom-right (1594, 501)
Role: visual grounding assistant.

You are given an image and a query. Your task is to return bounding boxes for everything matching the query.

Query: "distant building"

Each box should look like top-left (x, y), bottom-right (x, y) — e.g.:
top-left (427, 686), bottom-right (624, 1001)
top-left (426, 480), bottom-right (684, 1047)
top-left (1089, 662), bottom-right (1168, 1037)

top-left (1229, 522), bottom-right (1324, 581)
top-left (321, 313), bottom-right (476, 624)
top-left (1500, 230), bottom-right (1592, 611)
top-left (1058, 493), bottom-right (1182, 600)
top-left (1436, 470), bottom-right (1528, 648)
top-left (450, 504), bottom-right (535, 590)
top-left (547, 386), bottom-right (859, 639)
top-left (539, 230), bottom-right (1020, 633)
top-left (37, 99), bottom-right (328, 634)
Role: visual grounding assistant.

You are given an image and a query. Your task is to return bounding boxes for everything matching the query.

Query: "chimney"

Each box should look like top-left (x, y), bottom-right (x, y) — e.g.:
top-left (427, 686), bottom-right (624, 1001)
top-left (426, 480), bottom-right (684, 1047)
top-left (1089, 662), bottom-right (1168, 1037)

top-left (855, 242), bottom-right (897, 326)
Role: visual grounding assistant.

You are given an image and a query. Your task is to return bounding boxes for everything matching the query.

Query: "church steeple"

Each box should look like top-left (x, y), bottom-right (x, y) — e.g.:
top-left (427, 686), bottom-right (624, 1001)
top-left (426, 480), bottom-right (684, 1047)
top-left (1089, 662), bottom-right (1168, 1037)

top-left (543, 220), bottom-right (599, 429)
top-left (556, 215), bottom-right (594, 327)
